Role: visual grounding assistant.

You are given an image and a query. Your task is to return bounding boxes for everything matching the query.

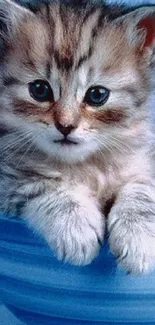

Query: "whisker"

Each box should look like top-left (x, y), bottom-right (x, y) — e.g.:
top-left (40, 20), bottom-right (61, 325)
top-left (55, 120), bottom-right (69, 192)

top-left (0, 137), bottom-right (33, 164)
top-left (0, 130), bottom-right (32, 154)
top-left (110, 135), bottom-right (136, 154)
top-left (16, 138), bottom-right (36, 167)
top-left (95, 137), bottom-right (115, 161)
top-left (0, 129), bottom-right (34, 164)
top-left (99, 134), bottom-right (136, 155)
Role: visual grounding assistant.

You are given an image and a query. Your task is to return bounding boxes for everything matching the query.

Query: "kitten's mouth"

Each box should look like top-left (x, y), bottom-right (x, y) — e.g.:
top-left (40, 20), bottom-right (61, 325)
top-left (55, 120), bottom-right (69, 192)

top-left (53, 138), bottom-right (79, 146)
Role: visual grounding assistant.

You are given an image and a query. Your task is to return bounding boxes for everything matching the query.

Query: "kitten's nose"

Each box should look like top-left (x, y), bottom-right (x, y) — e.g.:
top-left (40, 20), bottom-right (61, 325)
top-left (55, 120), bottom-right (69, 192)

top-left (55, 121), bottom-right (75, 136)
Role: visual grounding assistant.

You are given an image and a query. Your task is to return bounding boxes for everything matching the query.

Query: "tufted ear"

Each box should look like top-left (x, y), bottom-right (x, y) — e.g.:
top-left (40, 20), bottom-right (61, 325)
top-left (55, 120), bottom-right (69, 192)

top-left (0, 0), bottom-right (34, 36)
top-left (114, 6), bottom-right (155, 65)
top-left (0, 0), bottom-right (34, 59)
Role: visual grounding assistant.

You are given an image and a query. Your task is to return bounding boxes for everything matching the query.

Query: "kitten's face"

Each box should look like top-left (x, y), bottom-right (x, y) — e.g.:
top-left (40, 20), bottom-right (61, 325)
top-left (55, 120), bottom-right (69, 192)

top-left (0, 1), bottom-right (154, 163)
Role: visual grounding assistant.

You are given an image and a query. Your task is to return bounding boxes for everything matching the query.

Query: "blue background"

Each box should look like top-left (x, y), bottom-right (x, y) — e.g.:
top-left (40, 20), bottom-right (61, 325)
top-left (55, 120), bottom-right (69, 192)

top-left (1, 214), bottom-right (155, 325)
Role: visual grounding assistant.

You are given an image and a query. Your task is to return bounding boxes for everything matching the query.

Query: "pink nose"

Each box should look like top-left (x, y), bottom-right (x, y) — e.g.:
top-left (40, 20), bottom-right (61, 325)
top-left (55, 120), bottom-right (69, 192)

top-left (55, 121), bottom-right (75, 136)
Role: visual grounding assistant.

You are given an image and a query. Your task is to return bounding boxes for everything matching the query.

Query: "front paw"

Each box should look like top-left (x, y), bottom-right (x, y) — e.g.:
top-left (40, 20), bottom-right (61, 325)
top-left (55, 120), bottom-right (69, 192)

top-left (108, 202), bottom-right (155, 274)
top-left (47, 210), bottom-right (105, 266)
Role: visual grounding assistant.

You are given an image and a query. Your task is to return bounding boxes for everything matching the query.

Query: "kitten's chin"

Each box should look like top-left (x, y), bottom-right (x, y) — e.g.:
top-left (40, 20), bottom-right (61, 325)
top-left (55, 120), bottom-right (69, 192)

top-left (40, 140), bottom-right (99, 163)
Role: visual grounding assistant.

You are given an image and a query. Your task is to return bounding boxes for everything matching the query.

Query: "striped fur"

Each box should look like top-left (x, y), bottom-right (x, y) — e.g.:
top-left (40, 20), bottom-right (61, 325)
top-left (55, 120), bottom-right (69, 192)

top-left (0, 0), bottom-right (155, 273)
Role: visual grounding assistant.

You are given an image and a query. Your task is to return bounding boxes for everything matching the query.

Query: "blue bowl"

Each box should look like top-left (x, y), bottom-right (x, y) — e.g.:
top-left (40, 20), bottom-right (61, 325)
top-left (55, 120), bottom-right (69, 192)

top-left (0, 214), bottom-right (155, 325)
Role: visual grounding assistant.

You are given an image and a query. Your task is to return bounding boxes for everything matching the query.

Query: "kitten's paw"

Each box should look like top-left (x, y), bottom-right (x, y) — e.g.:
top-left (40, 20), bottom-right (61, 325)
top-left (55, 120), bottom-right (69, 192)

top-left (25, 187), bottom-right (105, 266)
top-left (48, 210), bottom-right (105, 266)
top-left (108, 204), bottom-right (155, 274)
top-left (53, 227), bottom-right (102, 266)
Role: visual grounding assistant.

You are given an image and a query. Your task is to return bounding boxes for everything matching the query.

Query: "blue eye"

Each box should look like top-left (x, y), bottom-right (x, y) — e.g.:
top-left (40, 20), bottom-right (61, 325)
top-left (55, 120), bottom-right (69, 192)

top-left (29, 80), bottom-right (54, 102)
top-left (84, 86), bottom-right (110, 107)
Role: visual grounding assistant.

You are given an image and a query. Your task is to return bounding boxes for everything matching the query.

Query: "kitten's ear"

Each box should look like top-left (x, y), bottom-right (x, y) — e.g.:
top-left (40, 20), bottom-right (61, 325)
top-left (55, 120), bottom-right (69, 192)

top-left (0, 0), bottom-right (34, 35)
top-left (0, 0), bottom-right (34, 58)
top-left (114, 6), bottom-right (155, 64)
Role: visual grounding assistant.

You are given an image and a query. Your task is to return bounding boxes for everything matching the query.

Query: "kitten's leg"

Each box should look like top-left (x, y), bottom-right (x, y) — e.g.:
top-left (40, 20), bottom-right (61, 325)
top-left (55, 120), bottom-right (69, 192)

top-left (108, 183), bottom-right (155, 274)
top-left (23, 184), bottom-right (105, 265)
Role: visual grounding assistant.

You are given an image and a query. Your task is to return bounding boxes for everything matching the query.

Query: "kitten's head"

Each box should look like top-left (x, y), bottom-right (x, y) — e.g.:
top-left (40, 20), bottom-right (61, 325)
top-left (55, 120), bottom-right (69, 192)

top-left (0, 0), bottom-right (155, 163)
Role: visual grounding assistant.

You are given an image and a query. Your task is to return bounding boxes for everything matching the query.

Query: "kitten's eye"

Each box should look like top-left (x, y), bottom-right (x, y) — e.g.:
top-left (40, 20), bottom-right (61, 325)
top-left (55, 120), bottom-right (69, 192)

top-left (29, 80), bottom-right (54, 102)
top-left (84, 86), bottom-right (109, 107)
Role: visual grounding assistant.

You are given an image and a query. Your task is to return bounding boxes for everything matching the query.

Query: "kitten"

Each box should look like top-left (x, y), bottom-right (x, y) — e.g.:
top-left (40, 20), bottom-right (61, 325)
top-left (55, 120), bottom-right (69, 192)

top-left (0, 0), bottom-right (155, 274)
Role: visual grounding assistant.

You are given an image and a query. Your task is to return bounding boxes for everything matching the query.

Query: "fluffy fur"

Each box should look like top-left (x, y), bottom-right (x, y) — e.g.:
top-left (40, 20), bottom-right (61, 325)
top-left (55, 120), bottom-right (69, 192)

top-left (0, 0), bottom-right (155, 274)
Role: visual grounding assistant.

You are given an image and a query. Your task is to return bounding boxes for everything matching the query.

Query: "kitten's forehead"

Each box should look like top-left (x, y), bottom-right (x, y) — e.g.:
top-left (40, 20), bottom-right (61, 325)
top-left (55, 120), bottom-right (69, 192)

top-left (42, 4), bottom-right (130, 73)
top-left (4, 2), bottom-right (141, 93)
top-left (44, 4), bottom-right (101, 72)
